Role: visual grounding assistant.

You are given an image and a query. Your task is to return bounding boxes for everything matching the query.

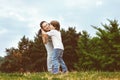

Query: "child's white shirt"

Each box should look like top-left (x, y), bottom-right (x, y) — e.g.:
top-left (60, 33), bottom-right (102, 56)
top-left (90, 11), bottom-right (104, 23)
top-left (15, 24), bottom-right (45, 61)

top-left (47, 30), bottom-right (64, 50)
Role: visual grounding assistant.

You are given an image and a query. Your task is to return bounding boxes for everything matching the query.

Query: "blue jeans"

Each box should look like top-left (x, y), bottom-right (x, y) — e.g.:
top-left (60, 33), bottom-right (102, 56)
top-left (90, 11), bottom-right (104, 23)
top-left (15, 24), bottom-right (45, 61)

top-left (52, 49), bottom-right (68, 73)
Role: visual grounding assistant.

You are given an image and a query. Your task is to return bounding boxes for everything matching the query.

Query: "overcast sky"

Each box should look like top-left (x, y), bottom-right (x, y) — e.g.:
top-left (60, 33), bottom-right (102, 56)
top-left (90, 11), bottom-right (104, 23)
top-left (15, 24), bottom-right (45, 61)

top-left (0, 0), bottom-right (120, 57)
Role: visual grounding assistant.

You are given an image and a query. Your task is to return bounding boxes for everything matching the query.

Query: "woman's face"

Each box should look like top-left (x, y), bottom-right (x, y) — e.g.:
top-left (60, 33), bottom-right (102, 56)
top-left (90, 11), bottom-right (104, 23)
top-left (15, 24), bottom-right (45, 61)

top-left (42, 22), bottom-right (51, 32)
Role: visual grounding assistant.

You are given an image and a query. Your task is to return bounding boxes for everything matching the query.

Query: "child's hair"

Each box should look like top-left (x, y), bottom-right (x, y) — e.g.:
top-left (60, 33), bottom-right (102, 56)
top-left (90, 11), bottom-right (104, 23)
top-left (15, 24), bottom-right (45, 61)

top-left (50, 20), bottom-right (60, 31)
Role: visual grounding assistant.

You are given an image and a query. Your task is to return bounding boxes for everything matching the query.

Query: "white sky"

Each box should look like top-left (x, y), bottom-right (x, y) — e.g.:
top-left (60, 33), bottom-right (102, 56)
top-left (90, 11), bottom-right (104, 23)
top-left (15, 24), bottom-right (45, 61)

top-left (0, 0), bottom-right (120, 57)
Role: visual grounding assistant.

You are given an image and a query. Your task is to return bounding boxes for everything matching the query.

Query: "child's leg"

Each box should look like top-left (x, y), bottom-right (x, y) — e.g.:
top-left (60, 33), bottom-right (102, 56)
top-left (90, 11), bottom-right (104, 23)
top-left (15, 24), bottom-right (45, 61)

top-left (58, 50), bottom-right (68, 73)
top-left (52, 49), bottom-right (60, 74)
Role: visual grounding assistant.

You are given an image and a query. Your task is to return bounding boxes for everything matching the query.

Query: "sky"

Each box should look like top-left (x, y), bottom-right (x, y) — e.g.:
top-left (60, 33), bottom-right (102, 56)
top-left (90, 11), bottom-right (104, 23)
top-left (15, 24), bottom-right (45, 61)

top-left (0, 0), bottom-right (120, 57)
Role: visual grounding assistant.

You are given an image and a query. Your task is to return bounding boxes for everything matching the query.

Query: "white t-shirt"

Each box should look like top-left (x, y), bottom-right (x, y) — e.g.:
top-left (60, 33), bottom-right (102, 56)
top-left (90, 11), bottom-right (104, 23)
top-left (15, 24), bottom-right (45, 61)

top-left (47, 30), bottom-right (64, 50)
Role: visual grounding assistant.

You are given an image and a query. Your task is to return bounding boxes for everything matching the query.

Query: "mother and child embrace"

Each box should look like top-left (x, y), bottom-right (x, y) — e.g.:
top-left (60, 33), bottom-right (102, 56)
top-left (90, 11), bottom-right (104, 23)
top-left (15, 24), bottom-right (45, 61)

top-left (39, 20), bottom-right (68, 74)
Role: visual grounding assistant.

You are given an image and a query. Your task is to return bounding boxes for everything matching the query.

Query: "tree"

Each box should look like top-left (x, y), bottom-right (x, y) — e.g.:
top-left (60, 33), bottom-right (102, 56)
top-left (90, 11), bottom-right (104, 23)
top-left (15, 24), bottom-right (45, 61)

top-left (17, 36), bottom-right (33, 72)
top-left (61, 27), bottom-right (81, 71)
top-left (0, 47), bottom-right (22, 72)
top-left (76, 19), bottom-right (120, 71)
top-left (75, 31), bottom-right (94, 70)
top-left (29, 33), bottom-right (47, 72)
top-left (92, 19), bottom-right (120, 71)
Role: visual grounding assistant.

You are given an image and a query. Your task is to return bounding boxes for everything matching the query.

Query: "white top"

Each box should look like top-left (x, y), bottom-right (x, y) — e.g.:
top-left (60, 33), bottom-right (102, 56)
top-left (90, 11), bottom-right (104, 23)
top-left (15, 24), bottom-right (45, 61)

top-left (47, 30), bottom-right (64, 50)
top-left (44, 36), bottom-right (53, 54)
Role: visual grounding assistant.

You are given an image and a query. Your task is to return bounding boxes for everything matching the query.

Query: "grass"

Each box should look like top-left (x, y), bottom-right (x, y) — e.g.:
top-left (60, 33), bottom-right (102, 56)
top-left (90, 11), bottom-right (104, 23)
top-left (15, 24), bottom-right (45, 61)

top-left (0, 71), bottom-right (120, 80)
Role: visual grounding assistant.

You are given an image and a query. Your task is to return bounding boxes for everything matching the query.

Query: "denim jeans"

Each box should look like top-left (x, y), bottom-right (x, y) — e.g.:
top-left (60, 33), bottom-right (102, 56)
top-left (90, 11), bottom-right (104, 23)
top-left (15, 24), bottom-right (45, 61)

top-left (52, 49), bottom-right (68, 73)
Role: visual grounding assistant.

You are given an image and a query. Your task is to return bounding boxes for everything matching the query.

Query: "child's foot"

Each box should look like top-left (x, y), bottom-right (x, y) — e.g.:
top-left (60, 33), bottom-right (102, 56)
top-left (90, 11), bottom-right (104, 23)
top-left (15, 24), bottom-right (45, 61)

top-left (52, 68), bottom-right (59, 74)
top-left (62, 70), bottom-right (68, 74)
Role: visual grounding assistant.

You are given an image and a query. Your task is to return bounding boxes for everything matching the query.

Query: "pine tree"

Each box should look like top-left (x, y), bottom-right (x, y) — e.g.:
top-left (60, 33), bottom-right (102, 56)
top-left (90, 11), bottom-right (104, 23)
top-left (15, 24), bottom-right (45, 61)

top-left (93, 19), bottom-right (120, 71)
top-left (61, 27), bottom-right (81, 71)
top-left (0, 47), bottom-right (22, 72)
top-left (75, 31), bottom-right (94, 70)
top-left (30, 32), bottom-right (47, 72)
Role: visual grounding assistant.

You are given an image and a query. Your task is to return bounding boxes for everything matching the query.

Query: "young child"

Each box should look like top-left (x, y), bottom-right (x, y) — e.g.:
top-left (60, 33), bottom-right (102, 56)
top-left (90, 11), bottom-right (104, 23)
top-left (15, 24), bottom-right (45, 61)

top-left (42, 20), bottom-right (68, 74)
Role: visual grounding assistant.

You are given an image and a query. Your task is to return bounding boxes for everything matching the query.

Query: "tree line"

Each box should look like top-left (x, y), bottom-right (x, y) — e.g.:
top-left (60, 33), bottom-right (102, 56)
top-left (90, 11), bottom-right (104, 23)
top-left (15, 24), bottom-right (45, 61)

top-left (0, 19), bottom-right (120, 72)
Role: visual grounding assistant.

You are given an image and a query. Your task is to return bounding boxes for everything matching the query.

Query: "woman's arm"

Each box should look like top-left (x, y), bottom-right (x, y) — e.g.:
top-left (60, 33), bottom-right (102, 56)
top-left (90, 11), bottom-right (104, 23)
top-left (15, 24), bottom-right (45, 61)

top-left (41, 29), bottom-right (48, 44)
top-left (42, 34), bottom-right (48, 44)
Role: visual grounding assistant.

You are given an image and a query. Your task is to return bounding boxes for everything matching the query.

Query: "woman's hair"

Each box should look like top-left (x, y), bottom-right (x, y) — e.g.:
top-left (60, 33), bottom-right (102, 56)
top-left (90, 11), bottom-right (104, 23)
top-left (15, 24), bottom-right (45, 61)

top-left (50, 20), bottom-right (60, 31)
top-left (39, 21), bottom-right (46, 36)
top-left (40, 21), bottom-right (48, 32)
top-left (38, 29), bottom-right (42, 36)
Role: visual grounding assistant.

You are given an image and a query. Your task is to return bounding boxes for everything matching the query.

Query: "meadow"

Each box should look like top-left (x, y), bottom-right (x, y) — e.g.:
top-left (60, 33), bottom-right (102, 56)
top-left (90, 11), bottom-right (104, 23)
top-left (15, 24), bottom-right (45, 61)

top-left (0, 71), bottom-right (120, 80)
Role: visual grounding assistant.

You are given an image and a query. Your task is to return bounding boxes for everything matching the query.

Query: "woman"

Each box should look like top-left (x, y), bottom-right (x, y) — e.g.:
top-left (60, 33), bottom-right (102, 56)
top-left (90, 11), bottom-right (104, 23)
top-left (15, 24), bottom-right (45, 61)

top-left (39, 21), bottom-right (53, 72)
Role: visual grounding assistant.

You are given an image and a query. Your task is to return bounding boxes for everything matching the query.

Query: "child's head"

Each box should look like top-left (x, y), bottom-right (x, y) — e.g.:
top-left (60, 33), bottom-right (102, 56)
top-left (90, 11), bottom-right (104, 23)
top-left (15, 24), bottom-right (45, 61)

top-left (50, 20), bottom-right (60, 31)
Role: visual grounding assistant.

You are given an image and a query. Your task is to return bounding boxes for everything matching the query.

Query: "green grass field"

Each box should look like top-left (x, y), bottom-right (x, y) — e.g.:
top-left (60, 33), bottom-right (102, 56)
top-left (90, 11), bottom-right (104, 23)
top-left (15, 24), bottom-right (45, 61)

top-left (0, 71), bottom-right (120, 80)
